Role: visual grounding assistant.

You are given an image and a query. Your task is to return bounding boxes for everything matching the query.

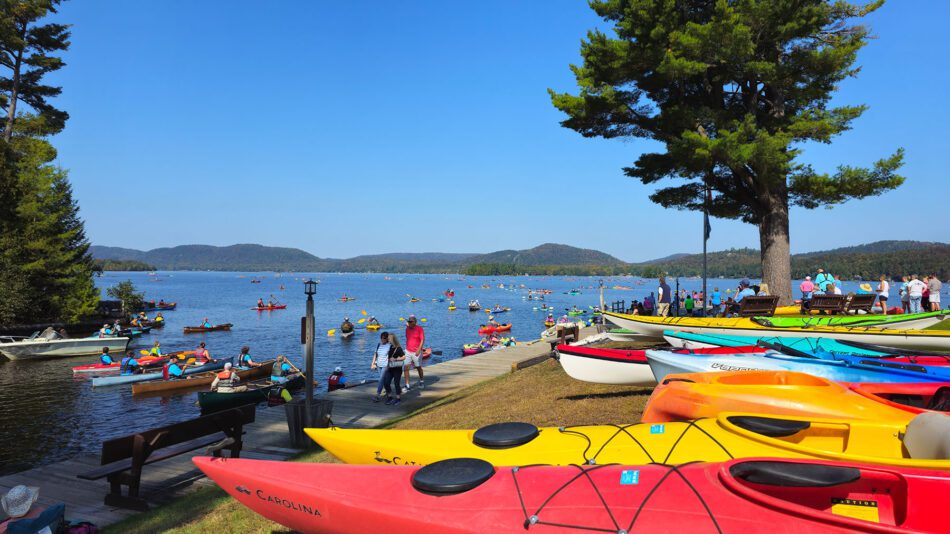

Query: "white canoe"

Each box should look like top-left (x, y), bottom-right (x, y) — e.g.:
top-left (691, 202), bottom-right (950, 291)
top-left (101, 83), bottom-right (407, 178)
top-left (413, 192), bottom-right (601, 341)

top-left (0, 333), bottom-right (129, 361)
top-left (555, 345), bottom-right (655, 386)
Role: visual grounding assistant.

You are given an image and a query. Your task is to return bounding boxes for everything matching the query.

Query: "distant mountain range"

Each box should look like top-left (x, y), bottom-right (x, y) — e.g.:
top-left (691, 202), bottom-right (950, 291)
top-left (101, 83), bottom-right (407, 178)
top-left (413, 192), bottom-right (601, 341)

top-left (90, 240), bottom-right (949, 278)
top-left (90, 243), bottom-right (624, 273)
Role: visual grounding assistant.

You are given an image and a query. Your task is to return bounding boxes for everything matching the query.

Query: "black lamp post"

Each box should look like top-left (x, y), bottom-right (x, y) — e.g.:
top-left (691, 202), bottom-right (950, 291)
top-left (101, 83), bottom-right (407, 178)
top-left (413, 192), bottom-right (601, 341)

top-left (303, 279), bottom-right (316, 428)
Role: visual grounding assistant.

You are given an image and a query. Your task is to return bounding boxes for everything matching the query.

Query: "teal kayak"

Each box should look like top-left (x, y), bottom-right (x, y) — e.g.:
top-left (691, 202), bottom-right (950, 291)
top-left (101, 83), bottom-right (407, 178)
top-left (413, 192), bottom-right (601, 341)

top-left (662, 330), bottom-right (949, 357)
top-left (91, 358), bottom-right (231, 387)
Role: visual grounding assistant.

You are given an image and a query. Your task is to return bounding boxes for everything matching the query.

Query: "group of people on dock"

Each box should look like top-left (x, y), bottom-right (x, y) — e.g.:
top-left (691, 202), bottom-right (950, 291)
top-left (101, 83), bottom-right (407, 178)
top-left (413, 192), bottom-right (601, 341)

top-left (369, 315), bottom-right (426, 406)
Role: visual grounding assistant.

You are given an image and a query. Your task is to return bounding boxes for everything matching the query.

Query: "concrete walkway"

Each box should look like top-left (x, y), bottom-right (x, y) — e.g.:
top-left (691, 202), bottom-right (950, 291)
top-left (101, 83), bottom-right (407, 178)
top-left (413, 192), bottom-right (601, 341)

top-left (0, 328), bottom-right (595, 528)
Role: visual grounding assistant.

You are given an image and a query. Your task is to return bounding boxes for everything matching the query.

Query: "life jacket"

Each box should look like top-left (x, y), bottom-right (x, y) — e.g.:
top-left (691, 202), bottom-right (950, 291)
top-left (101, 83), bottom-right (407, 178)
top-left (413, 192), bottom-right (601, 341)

top-left (120, 356), bottom-right (136, 374)
top-left (240, 353), bottom-right (252, 366)
top-left (273, 362), bottom-right (286, 377)
top-left (100, 354), bottom-right (112, 365)
top-left (328, 372), bottom-right (343, 391)
top-left (150, 347), bottom-right (161, 356)
top-left (216, 370), bottom-right (237, 388)
top-left (195, 348), bottom-right (209, 362)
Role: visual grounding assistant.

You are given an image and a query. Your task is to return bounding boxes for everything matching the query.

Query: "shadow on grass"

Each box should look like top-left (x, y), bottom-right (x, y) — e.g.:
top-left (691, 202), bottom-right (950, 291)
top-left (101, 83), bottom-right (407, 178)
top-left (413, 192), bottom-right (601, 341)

top-left (560, 389), bottom-right (652, 401)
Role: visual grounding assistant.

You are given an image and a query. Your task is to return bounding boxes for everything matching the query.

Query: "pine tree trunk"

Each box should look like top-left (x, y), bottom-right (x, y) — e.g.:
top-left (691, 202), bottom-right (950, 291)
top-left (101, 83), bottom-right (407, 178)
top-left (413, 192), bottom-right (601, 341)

top-left (3, 46), bottom-right (23, 141)
top-left (759, 198), bottom-right (792, 305)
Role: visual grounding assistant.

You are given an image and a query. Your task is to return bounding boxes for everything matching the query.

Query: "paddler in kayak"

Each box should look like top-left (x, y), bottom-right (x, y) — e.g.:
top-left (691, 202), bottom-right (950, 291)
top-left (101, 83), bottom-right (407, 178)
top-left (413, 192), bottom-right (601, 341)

top-left (237, 346), bottom-right (262, 368)
top-left (194, 342), bottom-right (212, 364)
top-left (257, 297), bottom-right (265, 308)
top-left (210, 362), bottom-right (246, 393)
top-left (271, 355), bottom-right (301, 384)
top-left (153, 312), bottom-right (165, 324)
top-left (164, 358), bottom-right (188, 379)
top-left (327, 366), bottom-right (349, 391)
top-left (119, 350), bottom-right (140, 375)
top-left (98, 323), bottom-right (112, 338)
top-left (200, 317), bottom-right (213, 328)
top-left (487, 315), bottom-right (500, 328)
top-left (367, 316), bottom-right (380, 327)
top-left (99, 347), bottom-right (113, 365)
top-left (149, 341), bottom-right (162, 357)
top-left (340, 318), bottom-right (354, 334)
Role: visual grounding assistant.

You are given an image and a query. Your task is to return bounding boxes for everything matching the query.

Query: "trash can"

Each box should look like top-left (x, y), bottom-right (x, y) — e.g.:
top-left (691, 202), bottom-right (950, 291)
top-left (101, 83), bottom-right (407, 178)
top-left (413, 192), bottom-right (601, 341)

top-left (285, 398), bottom-right (333, 449)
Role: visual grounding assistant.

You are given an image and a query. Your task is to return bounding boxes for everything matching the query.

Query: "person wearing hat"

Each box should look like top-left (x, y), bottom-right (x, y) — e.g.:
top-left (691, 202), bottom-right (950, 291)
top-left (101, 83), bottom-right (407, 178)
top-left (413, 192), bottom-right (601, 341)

top-left (403, 314), bottom-right (426, 391)
top-left (857, 283), bottom-right (874, 295)
top-left (327, 366), bottom-right (349, 391)
top-left (211, 362), bottom-right (246, 393)
top-left (0, 485), bottom-right (52, 534)
top-left (487, 315), bottom-right (500, 327)
top-left (799, 276), bottom-right (815, 303)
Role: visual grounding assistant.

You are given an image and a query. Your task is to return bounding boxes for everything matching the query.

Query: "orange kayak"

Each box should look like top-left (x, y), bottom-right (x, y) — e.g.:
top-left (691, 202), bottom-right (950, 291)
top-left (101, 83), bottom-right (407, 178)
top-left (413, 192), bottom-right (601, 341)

top-left (642, 370), bottom-right (917, 424)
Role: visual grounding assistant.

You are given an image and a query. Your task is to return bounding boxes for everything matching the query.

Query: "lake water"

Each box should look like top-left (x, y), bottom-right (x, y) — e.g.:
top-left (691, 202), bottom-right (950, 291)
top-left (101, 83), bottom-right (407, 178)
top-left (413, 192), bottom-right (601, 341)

top-left (0, 272), bottom-right (855, 475)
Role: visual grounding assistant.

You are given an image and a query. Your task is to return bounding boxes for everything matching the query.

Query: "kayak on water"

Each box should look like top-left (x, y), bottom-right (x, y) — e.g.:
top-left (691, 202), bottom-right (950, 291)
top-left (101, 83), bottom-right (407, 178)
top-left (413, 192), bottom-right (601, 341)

top-left (543, 320), bottom-right (555, 327)
top-left (462, 344), bottom-right (487, 356)
top-left (131, 360), bottom-right (275, 395)
top-left (478, 324), bottom-right (512, 334)
top-left (71, 355), bottom-right (167, 374)
top-left (91, 358), bottom-right (231, 387)
top-left (641, 370), bottom-right (924, 424)
top-left (251, 305), bottom-right (287, 310)
top-left (195, 455), bottom-right (949, 534)
top-left (183, 323), bottom-right (233, 333)
top-left (306, 411), bottom-right (950, 471)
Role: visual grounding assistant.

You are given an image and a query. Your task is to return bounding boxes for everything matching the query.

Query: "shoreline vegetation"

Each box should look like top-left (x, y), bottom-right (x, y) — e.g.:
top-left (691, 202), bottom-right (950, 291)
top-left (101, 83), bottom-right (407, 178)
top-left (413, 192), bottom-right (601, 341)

top-left (94, 259), bottom-right (156, 272)
top-left (92, 240), bottom-right (950, 279)
top-left (103, 357), bottom-right (654, 534)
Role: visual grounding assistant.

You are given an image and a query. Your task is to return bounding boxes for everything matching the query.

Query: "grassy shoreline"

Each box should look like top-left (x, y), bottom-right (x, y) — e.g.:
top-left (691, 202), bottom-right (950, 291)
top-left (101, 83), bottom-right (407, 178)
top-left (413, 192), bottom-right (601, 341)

top-left (105, 359), bottom-right (650, 533)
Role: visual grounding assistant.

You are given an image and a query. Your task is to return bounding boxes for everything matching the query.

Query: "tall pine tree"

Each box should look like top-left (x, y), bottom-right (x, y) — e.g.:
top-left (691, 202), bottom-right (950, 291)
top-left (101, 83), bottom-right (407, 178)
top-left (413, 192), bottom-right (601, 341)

top-left (0, 0), bottom-right (97, 324)
top-left (550, 0), bottom-right (904, 303)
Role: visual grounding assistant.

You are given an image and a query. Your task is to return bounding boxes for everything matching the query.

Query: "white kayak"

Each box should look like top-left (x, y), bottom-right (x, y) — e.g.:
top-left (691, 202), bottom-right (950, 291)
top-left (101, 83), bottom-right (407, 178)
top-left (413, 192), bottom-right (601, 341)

top-left (555, 345), bottom-right (655, 386)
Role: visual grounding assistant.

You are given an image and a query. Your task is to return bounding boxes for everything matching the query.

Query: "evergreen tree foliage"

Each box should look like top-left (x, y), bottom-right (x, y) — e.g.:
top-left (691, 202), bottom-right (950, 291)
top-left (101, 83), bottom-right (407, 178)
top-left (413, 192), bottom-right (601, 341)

top-left (0, 1), bottom-right (96, 324)
top-left (106, 280), bottom-right (144, 315)
top-left (550, 0), bottom-right (905, 303)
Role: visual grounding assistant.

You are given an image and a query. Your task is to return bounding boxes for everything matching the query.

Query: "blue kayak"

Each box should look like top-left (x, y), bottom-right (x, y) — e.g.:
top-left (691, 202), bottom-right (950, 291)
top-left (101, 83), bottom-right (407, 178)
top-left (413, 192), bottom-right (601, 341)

top-left (646, 349), bottom-right (950, 384)
top-left (91, 358), bottom-right (231, 387)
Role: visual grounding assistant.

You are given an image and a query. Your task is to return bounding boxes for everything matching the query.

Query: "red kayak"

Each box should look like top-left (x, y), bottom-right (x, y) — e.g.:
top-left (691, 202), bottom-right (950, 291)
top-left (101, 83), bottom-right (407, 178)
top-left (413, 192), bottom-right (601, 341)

top-left (252, 305), bottom-right (287, 310)
top-left (478, 323), bottom-right (512, 335)
top-left (195, 456), bottom-right (947, 533)
top-left (848, 382), bottom-right (950, 415)
top-left (71, 356), bottom-right (167, 374)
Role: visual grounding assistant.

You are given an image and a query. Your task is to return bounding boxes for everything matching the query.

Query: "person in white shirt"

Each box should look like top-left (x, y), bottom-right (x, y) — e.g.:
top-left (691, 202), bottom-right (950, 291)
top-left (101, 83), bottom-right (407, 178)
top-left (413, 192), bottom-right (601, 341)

top-left (876, 275), bottom-right (890, 313)
top-left (906, 275), bottom-right (927, 314)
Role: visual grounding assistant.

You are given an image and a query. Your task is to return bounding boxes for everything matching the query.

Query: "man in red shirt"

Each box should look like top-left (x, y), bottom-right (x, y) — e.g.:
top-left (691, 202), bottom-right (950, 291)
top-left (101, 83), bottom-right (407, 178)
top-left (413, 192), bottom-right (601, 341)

top-left (403, 314), bottom-right (425, 391)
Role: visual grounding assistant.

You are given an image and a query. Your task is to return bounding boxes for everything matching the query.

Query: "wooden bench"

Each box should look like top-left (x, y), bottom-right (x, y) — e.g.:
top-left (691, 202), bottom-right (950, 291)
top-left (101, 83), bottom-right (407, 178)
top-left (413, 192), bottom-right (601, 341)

top-left (844, 293), bottom-right (877, 313)
top-left (735, 295), bottom-right (780, 317)
top-left (77, 405), bottom-right (255, 510)
top-left (802, 294), bottom-right (847, 314)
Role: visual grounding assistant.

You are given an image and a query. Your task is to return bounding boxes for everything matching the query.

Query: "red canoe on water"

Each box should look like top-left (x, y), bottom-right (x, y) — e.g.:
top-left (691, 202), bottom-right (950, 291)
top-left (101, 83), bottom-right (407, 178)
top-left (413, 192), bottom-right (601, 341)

top-left (194, 456), bottom-right (949, 533)
top-left (71, 356), bottom-right (167, 374)
top-left (251, 305), bottom-right (287, 311)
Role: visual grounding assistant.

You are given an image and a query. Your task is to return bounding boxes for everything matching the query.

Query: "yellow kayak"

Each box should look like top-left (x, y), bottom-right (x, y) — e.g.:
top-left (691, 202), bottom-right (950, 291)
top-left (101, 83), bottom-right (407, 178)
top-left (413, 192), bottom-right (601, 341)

top-left (307, 411), bottom-right (950, 469)
top-left (365, 324), bottom-right (381, 330)
top-left (641, 370), bottom-right (917, 424)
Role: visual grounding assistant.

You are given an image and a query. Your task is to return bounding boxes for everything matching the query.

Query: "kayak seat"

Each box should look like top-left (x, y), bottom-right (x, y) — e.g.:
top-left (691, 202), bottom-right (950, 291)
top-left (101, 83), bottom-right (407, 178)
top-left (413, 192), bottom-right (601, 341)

top-left (473, 422), bottom-right (539, 449)
top-left (730, 461), bottom-right (861, 488)
top-left (412, 458), bottom-right (495, 495)
top-left (926, 387), bottom-right (950, 412)
top-left (903, 412), bottom-right (950, 460)
top-left (727, 416), bottom-right (810, 438)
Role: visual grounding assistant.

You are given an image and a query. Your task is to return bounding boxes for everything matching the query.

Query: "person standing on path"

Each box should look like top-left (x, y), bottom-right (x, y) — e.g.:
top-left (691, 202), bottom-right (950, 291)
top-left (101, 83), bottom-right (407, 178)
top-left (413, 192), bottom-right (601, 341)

top-left (656, 277), bottom-right (671, 317)
top-left (403, 314), bottom-right (426, 391)
top-left (928, 274), bottom-right (943, 311)
top-left (906, 275), bottom-right (927, 314)
top-left (370, 332), bottom-right (391, 403)
top-left (384, 334), bottom-right (406, 405)
top-left (899, 276), bottom-right (910, 313)
top-left (876, 275), bottom-right (890, 314)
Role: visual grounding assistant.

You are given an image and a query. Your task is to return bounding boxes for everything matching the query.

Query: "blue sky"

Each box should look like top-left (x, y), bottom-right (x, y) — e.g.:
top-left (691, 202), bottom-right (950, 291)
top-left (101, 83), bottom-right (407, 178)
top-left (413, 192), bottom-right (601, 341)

top-left (49, 1), bottom-right (948, 262)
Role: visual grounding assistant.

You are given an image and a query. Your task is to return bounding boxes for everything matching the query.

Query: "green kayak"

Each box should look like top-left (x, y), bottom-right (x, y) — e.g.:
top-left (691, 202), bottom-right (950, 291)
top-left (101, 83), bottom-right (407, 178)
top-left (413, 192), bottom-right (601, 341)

top-left (754, 309), bottom-right (948, 330)
top-left (198, 374), bottom-right (305, 414)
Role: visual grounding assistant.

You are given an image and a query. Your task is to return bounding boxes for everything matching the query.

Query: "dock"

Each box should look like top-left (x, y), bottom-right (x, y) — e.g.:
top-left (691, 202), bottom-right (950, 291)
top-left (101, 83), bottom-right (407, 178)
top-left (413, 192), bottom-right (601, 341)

top-left (0, 327), bottom-right (595, 527)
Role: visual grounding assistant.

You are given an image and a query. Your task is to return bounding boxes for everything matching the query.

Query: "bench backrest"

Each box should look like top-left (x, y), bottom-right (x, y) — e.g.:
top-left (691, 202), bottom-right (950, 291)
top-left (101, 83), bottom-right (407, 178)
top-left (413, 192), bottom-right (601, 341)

top-left (737, 295), bottom-right (779, 317)
top-left (845, 293), bottom-right (876, 312)
top-left (100, 405), bottom-right (255, 465)
top-left (808, 294), bottom-right (846, 311)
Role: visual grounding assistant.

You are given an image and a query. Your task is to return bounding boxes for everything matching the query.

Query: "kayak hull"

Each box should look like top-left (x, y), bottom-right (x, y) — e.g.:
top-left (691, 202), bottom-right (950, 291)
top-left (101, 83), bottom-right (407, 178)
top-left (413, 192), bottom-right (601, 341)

top-left (847, 382), bottom-right (950, 415)
top-left (198, 373), bottom-right (304, 413)
top-left (555, 345), bottom-right (653, 386)
top-left (252, 305), bottom-right (287, 310)
top-left (183, 323), bottom-right (233, 334)
top-left (306, 411), bottom-right (950, 470)
top-left (642, 370), bottom-right (917, 424)
top-left (477, 324), bottom-right (511, 335)
top-left (131, 360), bottom-right (274, 395)
top-left (91, 359), bottom-right (230, 387)
top-left (194, 455), bottom-right (950, 534)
